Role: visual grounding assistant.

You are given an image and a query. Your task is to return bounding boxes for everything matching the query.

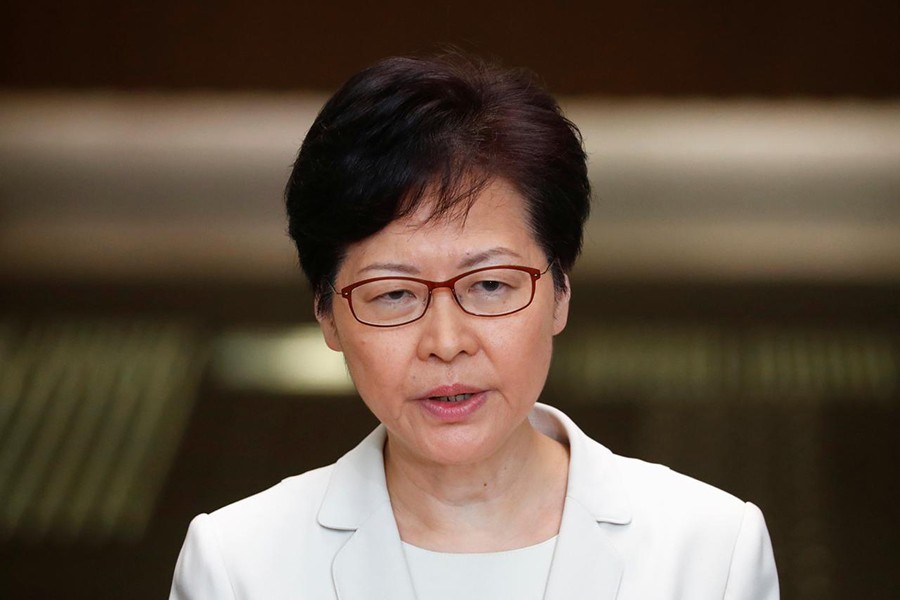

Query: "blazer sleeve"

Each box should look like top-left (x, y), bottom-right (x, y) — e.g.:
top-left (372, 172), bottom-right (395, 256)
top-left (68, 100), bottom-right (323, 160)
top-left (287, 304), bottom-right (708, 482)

top-left (723, 502), bottom-right (780, 600)
top-left (169, 513), bottom-right (237, 600)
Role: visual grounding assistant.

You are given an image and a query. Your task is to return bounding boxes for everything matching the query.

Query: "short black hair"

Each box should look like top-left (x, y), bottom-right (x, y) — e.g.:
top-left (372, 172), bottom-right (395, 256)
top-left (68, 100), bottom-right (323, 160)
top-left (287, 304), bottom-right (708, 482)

top-left (285, 53), bottom-right (591, 315)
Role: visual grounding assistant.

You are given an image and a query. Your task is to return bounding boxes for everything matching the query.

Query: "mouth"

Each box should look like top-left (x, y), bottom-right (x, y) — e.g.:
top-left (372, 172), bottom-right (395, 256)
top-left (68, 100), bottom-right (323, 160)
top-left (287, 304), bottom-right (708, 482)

top-left (428, 393), bottom-right (475, 403)
top-left (418, 387), bottom-right (487, 422)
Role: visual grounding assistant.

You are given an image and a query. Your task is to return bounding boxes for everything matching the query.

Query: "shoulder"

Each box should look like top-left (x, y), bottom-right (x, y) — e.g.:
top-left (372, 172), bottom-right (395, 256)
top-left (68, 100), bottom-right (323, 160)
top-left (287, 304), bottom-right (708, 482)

top-left (550, 403), bottom-right (771, 559)
top-left (542, 403), bottom-right (748, 524)
top-left (542, 403), bottom-right (748, 527)
top-left (561, 408), bottom-right (750, 543)
top-left (569, 431), bottom-right (778, 598)
top-left (177, 423), bottom-right (389, 566)
top-left (611, 454), bottom-right (778, 598)
top-left (608, 452), bottom-right (761, 558)
top-left (204, 464), bottom-right (335, 541)
top-left (170, 465), bottom-right (346, 599)
top-left (612, 452), bottom-right (746, 518)
top-left (576, 438), bottom-right (778, 598)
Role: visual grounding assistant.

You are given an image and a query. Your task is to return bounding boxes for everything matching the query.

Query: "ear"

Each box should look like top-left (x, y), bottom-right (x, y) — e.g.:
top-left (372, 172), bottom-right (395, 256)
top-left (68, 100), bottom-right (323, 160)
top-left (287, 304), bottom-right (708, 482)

top-left (552, 274), bottom-right (571, 336)
top-left (315, 303), bottom-right (343, 352)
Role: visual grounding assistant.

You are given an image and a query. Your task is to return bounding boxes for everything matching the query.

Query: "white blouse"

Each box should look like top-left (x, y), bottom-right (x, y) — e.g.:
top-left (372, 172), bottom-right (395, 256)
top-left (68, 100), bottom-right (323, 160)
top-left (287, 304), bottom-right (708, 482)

top-left (402, 536), bottom-right (558, 600)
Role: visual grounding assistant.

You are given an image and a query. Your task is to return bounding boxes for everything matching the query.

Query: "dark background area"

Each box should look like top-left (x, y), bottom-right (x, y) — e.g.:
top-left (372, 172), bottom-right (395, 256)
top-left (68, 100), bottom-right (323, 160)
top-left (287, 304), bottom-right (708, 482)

top-left (2, 0), bottom-right (899, 96)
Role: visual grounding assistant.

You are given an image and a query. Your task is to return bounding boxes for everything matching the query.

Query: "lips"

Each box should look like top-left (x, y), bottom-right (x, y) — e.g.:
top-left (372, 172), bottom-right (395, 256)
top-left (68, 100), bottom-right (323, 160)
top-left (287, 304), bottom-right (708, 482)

top-left (417, 385), bottom-right (487, 422)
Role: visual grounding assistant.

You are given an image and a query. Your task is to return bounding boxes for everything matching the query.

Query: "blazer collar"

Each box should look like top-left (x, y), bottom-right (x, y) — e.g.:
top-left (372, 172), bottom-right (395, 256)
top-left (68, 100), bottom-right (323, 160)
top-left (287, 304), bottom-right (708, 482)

top-left (529, 403), bottom-right (632, 526)
top-left (330, 500), bottom-right (418, 600)
top-left (318, 403), bottom-right (632, 600)
top-left (318, 403), bottom-right (632, 529)
top-left (530, 404), bottom-right (631, 599)
top-left (317, 425), bottom-right (391, 530)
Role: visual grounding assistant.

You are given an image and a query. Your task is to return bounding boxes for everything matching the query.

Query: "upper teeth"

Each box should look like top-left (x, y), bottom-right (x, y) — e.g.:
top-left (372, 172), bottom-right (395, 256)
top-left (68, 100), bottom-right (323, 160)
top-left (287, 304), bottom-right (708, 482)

top-left (433, 393), bottom-right (473, 402)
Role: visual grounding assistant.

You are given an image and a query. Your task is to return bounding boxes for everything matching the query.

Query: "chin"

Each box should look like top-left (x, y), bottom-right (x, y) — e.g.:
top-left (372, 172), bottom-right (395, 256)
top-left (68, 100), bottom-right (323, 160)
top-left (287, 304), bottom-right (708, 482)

top-left (412, 428), bottom-right (508, 467)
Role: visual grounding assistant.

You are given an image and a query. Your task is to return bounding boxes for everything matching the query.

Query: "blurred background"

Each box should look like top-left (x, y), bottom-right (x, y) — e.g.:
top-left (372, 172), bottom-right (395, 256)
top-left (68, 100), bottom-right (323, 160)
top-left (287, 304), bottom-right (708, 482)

top-left (1, 1), bottom-right (898, 598)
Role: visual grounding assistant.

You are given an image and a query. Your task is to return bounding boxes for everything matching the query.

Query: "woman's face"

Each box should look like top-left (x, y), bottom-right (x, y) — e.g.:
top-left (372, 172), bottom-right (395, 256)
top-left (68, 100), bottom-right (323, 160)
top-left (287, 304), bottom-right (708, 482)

top-left (317, 179), bottom-right (569, 467)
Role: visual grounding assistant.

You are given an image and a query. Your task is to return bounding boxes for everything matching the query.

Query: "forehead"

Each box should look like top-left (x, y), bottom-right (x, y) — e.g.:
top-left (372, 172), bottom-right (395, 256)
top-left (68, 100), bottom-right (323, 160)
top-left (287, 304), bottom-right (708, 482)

top-left (342, 180), bottom-right (541, 275)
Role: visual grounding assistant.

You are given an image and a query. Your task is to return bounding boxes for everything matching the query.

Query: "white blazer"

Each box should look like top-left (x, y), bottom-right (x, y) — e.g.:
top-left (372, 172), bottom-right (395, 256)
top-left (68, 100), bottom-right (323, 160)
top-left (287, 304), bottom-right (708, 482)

top-left (169, 403), bottom-right (779, 600)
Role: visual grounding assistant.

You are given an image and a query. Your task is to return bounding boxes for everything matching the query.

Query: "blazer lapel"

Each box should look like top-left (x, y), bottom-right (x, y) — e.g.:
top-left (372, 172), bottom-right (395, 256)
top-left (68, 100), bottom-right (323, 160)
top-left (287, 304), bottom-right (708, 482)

top-left (317, 426), bottom-right (418, 600)
top-left (331, 501), bottom-right (418, 600)
top-left (532, 404), bottom-right (632, 600)
top-left (543, 499), bottom-right (624, 600)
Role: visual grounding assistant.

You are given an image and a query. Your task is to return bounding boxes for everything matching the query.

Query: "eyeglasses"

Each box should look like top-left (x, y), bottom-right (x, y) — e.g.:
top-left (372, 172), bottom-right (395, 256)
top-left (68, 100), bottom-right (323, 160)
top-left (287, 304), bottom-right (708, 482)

top-left (333, 263), bottom-right (553, 328)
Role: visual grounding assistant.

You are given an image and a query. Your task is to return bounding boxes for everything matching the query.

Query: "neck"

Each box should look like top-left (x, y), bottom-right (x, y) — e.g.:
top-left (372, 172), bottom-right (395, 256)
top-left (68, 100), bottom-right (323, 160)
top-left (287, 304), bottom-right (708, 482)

top-left (384, 419), bottom-right (569, 552)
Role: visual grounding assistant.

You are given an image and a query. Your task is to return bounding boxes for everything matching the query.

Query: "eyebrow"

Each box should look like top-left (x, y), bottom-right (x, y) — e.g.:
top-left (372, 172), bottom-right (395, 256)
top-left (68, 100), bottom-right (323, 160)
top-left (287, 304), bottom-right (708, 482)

top-left (457, 247), bottom-right (523, 269)
top-left (358, 247), bottom-right (524, 276)
top-left (358, 262), bottom-right (421, 276)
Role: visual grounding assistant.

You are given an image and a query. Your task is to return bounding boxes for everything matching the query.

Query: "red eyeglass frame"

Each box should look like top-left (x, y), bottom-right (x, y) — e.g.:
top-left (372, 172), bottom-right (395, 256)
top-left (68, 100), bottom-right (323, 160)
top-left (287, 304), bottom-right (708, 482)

top-left (335, 264), bottom-right (551, 328)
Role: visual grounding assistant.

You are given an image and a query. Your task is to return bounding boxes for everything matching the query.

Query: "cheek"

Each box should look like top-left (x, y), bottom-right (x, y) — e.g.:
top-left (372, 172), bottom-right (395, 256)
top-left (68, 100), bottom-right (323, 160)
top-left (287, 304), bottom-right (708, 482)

top-left (485, 316), bottom-right (554, 376)
top-left (342, 332), bottom-right (410, 391)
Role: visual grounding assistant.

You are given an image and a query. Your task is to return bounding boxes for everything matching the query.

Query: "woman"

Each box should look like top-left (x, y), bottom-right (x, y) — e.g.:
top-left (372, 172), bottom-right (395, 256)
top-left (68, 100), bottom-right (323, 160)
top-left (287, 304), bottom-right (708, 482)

top-left (170, 54), bottom-right (778, 599)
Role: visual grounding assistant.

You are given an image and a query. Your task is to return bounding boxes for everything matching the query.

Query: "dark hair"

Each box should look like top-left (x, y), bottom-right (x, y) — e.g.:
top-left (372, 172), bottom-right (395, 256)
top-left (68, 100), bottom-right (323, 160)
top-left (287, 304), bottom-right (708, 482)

top-left (285, 53), bottom-right (590, 315)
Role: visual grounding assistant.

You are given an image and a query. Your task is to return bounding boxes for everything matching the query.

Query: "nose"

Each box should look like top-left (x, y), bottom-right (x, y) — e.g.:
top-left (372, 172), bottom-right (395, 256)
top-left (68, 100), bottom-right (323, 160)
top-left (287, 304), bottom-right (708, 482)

top-left (415, 287), bottom-right (480, 362)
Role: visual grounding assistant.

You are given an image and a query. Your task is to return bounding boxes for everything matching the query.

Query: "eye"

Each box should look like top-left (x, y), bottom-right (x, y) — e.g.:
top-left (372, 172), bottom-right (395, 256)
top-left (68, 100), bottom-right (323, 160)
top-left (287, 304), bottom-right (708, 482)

top-left (474, 280), bottom-right (506, 293)
top-left (379, 289), bottom-right (414, 302)
top-left (364, 286), bottom-right (424, 307)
